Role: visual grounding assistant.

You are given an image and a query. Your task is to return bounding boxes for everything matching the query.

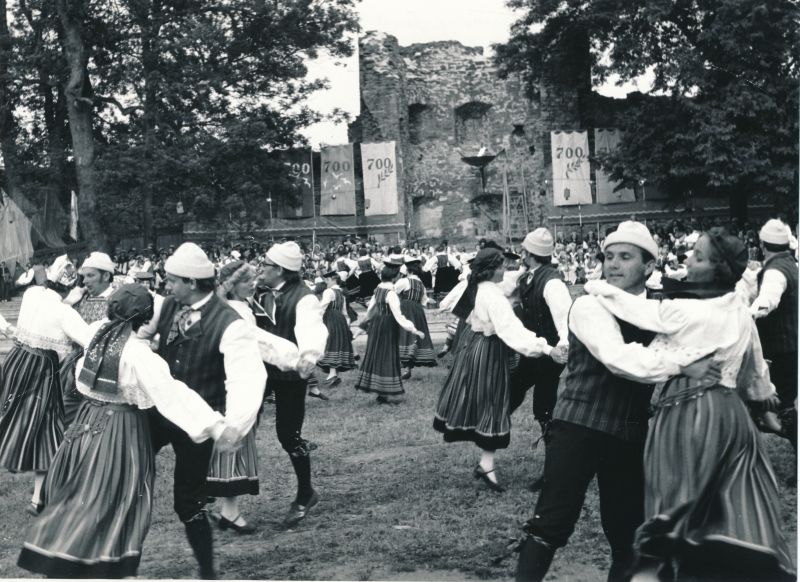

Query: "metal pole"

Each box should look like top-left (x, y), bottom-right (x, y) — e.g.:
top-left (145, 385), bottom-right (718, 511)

top-left (310, 149), bottom-right (317, 250)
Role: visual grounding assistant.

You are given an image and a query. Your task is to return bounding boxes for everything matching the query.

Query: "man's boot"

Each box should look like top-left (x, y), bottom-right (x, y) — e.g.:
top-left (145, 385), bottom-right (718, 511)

top-left (184, 512), bottom-right (216, 579)
top-left (516, 537), bottom-right (555, 582)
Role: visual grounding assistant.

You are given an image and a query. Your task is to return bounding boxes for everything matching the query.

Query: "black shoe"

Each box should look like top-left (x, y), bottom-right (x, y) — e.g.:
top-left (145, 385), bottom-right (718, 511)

top-left (309, 391), bottom-right (329, 401)
top-left (324, 376), bottom-right (342, 387)
top-left (218, 514), bottom-right (257, 534)
top-left (473, 465), bottom-right (506, 492)
top-left (283, 491), bottom-right (319, 527)
top-left (354, 354), bottom-right (360, 361)
top-left (401, 368), bottom-right (411, 380)
top-left (26, 501), bottom-right (43, 517)
top-left (437, 349), bottom-right (449, 359)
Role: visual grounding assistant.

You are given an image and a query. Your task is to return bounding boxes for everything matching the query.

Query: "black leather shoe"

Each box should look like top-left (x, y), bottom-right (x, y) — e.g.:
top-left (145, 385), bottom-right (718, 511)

top-left (26, 501), bottom-right (43, 517)
top-left (218, 514), bottom-right (256, 534)
top-left (309, 391), bottom-right (329, 401)
top-left (283, 491), bottom-right (319, 527)
top-left (473, 465), bottom-right (506, 492)
top-left (324, 376), bottom-right (342, 387)
top-left (437, 349), bottom-right (449, 359)
top-left (401, 368), bottom-right (412, 380)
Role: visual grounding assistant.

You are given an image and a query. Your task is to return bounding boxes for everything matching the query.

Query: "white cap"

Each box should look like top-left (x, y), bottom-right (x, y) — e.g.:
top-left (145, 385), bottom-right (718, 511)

top-left (313, 276), bottom-right (324, 285)
top-left (759, 219), bottom-right (791, 245)
top-left (522, 228), bottom-right (555, 256)
top-left (79, 251), bottom-right (115, 274)
top-left (603, 221), bottom-right (658, 260)
top-left (265, 242), bottom-right (303, 272)
top-left (337, 271), bottom-right (349, 281)
top-left (164, 242), bottom-right (215, 279)
top-left (231, 250), bottom-right (241, 259)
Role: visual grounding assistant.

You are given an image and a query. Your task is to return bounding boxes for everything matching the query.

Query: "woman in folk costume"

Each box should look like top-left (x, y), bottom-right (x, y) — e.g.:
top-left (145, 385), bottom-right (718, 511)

top-left (395, 255), bottom-right (437, 379)
top-left (354, 262), bottom-right (425, 404)
top-left (317, 270), bottom-right (356, 387)
top-left (433, 248), bottom-right (561, 492)
top-left (356, 247), bottom-right (381, 301)
top-left (583, 233), bottom-right (795, 582)
top-left (0, 264), bottom-right (90, 516)
top-left (207, 260), bottom-right (301, 533)
top-left (17, 285), bottom-right (241, 579)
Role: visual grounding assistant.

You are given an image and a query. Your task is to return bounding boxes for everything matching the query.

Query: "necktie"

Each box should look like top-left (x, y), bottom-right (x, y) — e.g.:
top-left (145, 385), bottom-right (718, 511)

top-left (167, 305), bottom-right (192, 344)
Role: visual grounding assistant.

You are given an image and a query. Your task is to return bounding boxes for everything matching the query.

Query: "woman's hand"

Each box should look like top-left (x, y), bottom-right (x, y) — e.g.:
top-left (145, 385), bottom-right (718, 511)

top-left (680, 354), bottom-right (721, 384)
top-left (549, 345), bottom-right (568, 365)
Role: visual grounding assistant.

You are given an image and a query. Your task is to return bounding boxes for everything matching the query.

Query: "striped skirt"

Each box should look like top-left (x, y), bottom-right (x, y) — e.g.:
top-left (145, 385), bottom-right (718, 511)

top-left (433, 329), bottom-right (513, 450)
top-left (0, 342), bottom-right (63, 473)
top-left (355, 313), bottom-right (404, 396)
top-left (398, 301), bottom-right (437, 367)
top-left (18, 398), bottom-right (154, 578)
top-left (318, 309), bottom-right (356, 371)
top-left (634, 377), bottom-right (795, 581)
top-left (58, 347), bottom-right (85, 430)
top-left (206, 426), bottom-right (259, 497)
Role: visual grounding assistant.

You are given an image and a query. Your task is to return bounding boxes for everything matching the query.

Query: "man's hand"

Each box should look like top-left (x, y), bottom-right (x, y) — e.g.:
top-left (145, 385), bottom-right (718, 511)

top-left (297, 354), bottom-right (317, 379)
top-left (550, 345), bottom-right (568, 365)
top-left (214, 425), bottom-right (242, 453)
top-left (416, 330), bottom-right (426, 339)
top-left (680, 354), bottom-right (721, 384)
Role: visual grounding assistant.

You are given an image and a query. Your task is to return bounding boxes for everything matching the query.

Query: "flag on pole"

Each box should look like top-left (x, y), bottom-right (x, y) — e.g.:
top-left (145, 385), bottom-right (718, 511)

top-left (595, 129), bottom-right (635, 204)
top-left (69, 190), bottom-right (79, 241)
top-left (551, 131), bottom-right (593, 206)
top-left (320, 144), bottom-right (356, 215)
top-left (361, 141), bottom-right (399, 216)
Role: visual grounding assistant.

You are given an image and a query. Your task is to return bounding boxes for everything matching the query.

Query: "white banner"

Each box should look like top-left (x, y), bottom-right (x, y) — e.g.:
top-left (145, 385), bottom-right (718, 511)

top-left (320, 144), bottom-right (356, 215)
top-left (595, 129), bottom-right (635, 204)
top-left (551, 130), bottom-right (592, 206)
top-left (361, 141), bottom-right (399, 216)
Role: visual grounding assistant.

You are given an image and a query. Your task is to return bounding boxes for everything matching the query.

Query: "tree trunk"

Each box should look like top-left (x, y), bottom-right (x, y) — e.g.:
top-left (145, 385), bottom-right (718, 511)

top-left (56, 0), bottom-right (106, 251)
top-left (0, 0), bottom-right (23, 199)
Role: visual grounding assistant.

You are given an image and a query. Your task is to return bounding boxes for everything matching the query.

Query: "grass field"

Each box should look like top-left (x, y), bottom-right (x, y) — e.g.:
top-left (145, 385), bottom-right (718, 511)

top-left (0, 359), bottom-right (795, 580)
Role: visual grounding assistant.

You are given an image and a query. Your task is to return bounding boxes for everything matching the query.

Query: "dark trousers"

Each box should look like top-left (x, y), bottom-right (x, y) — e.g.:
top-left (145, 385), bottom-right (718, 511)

top-left (524, 420), bottom-right (645, 582)
top-left (509, 355), bottom-right (565, 423)
top-left (768, 350), bottom-right (798, 452)
top-left (149, 409), bottom-right (215, 522)
top-left (271, 377), bottom-right (314, 503)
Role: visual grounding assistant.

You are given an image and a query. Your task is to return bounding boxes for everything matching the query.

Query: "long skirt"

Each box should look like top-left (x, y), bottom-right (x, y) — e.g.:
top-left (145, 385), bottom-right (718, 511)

top-left (0, 342), bottom-right (62, 472)
top-left (318, 309), bottom-right (356, 371)
top-left (18, 398), bottom-right (154, 578)
top-left (207, 426), bottom-right (259, 497)
top-left (433, 329), bottom-right (513, 450)
top-left (58, 347), bottom-right (85, 430)
top-left (634, 377), bottom-right (795, 581)
top-left (398, 300), bottom-right (437, 368)
top-left (355, 313), bottom-right (404, 396)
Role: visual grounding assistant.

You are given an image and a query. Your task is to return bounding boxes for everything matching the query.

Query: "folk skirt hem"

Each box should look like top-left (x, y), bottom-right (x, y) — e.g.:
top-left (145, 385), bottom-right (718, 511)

top-left (354, 313), bottom-right (404, 396)
top-left (19, 398), bottom-right (154, 579)
top-left (206, 428), bottom-right (259, 497)
top-left (633, 378), bottom-right (795, 581)
top-left (0, 343), bottom-right (62, 473)
top-left (318, 310), bottom-right (356, 371)
top-left (398, 301), bottom-right (437, 367)
top-left (433, 330), bottom-right (513, 450)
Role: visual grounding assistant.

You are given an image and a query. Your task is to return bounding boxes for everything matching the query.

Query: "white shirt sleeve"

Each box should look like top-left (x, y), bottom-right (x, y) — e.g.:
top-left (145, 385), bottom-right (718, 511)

top-left (0, 313), bottom-right (11, 335)
top-left (423, 257), bottom-right (437, 273)
top-left (251, 326), bottom-right (300, 371)
top-left (386, 289), bottom-right (418, 334)
top-left (735, 267), bottom-right (760, 304)
top-left (394, 278), bottom-right (410, 295)
top-left (736, 319), bottom-right (778, 402)
top-left (448, 255), bottom-right (462, 269)
top-left (569, 295), bottom-right (684, 383)
top-left (498, 269), bottom-right (525, 297)
top-left (60, 304), bottom-right (92, 347)
top-left (319, 288), bottom-right (335, 311)
top-left (483, 287), bottom-right (552, 357)
top-left (16, 269), bottom-right (33, 286)
top-left (294, 294), bottom-right (329, 361)
top-left (543, 279), bottom-right (573, 346)
top-left (219, 320), bottom-right (268, 436)
top-left (750, 269), bottom-right (787, 319)
top-left (130, 341), bottom-right (226, 443)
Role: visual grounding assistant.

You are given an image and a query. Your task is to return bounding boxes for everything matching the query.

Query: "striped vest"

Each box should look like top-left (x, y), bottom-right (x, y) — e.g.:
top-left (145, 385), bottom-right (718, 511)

top-left (257, 279), bottom-right (314, 382)
top-left (516, 263), bottom-right (562, 346)
top-left (399, 277), bottom-right (425, 303)
top-left (756, 252), bottom-right (798, 355)
top-left (554, 317), bottom-right (656, 442)
top-left (156, 294), bottom-right (241, 412)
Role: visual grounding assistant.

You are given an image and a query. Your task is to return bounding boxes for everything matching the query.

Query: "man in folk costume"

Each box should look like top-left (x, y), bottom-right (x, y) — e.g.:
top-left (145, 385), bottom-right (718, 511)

top-left (256, 241), bottom-right (328, 526)
top-left (751, 219), bottom-right (798, 470)
top-left (515, 221), bottom-right (718, 582)
top-left (507, 228), bottom-right (572, 490)
top-left (138, 243), bottom-right (266, 580)
top-left (425, 242), bottom-right (461, 300)
top-left (333, 245), bottom-right (359, 321)
top-left (60, 251), bottom-right (117, 428)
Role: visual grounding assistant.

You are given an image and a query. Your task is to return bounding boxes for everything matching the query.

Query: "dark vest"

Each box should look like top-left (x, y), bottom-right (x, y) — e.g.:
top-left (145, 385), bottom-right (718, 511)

top-left (336, 259), bottom-right (349, 274)
top-left (257, 279), bottom-right (313, 382)
top-left (554, 312), bottom-right (657, 442)
top-left (74, 293), bottom-right (109, 324)
top-left (436, 254), bottom-right (449, 269)
top-left (358, 258), bottom-right (373, 272)
top-left (516, 263), bottom-right (562, 346)
top-left (756, 252), bottom-right (798, 355)
top-left (156, 294), bottom-right (241, 412)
